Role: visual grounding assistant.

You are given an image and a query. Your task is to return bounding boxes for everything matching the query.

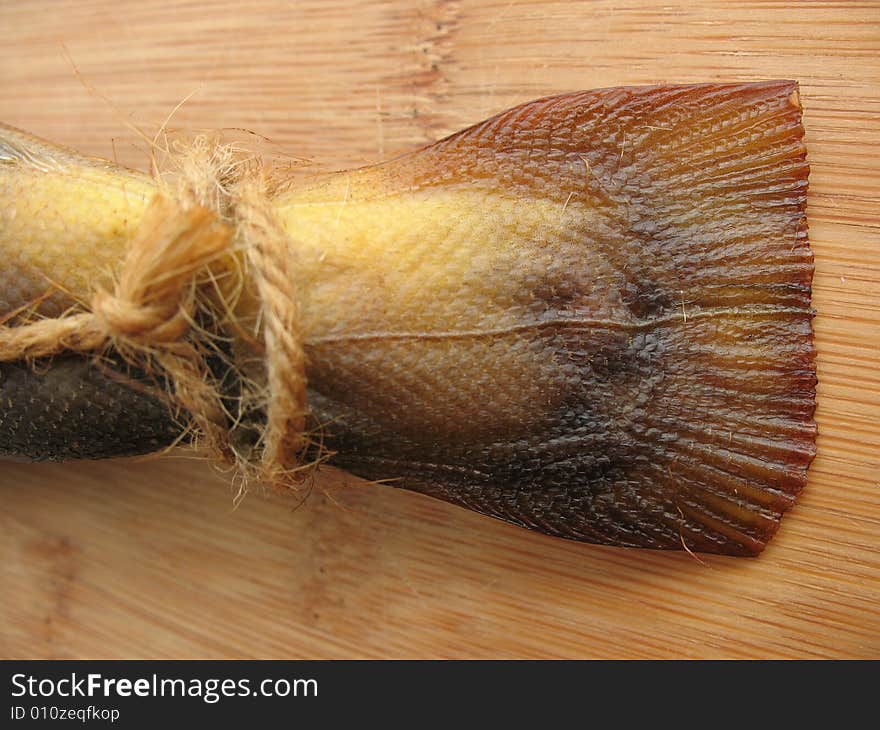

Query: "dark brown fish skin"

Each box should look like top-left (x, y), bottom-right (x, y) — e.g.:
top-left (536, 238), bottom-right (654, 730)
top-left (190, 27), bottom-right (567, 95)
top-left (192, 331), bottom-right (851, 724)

top-left (319, 309), bottom-right (815, 556)
top-left (0, 355), bottom-right (179, 461)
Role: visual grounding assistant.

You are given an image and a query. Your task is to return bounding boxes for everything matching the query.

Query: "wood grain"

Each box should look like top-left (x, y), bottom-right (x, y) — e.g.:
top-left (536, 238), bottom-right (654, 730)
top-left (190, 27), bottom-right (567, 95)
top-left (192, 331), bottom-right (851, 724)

top-left (1, 0), bottom-right (878, 658)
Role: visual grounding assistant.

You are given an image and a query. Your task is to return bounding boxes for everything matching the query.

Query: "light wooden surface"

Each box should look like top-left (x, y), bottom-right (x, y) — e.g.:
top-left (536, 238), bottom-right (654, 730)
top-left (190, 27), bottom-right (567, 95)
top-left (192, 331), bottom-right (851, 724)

top-left (1, 0), bottom-right (878, 659)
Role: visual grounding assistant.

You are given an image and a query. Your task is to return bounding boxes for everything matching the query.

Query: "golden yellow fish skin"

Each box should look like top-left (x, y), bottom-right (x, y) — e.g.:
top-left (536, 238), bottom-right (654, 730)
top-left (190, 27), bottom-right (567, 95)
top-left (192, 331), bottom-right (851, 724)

top-left (0, 124), bottom-right (155, 317)
top-left (275, 177), bottom-right (607, 445)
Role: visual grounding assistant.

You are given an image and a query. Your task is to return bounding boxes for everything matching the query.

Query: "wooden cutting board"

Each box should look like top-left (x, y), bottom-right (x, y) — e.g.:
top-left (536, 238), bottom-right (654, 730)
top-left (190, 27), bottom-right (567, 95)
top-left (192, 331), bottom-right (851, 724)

top-left (1, 0), bottom-right (877, 659)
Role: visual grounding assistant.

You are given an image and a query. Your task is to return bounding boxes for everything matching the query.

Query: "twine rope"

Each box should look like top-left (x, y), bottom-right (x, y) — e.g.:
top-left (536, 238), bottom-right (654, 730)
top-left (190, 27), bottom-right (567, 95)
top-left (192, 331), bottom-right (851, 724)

top-left (0, 141), bottom-right (314, 487)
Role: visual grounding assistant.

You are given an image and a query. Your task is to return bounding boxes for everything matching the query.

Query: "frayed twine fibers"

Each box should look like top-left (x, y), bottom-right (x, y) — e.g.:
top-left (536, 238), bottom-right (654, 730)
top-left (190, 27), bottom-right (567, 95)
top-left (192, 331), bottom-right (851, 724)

top-left (0, 138), bottom-right (318, 491)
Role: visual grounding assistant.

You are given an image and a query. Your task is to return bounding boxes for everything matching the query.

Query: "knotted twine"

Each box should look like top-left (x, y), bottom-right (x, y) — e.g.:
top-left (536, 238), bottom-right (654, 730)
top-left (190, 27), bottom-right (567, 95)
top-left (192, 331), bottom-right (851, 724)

top-left (0, 138), bottom-right (317, 490)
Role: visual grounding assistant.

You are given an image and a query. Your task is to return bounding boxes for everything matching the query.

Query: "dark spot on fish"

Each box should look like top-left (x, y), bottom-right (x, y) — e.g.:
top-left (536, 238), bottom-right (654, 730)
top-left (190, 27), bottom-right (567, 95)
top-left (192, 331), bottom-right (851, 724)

top-left (621, 278), bottom-right (673, 318)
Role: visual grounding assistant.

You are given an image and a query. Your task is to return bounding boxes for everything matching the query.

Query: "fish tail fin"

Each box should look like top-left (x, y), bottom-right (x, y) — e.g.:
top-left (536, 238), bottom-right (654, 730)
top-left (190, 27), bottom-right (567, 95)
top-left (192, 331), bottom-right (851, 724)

top-left (319, 82), bottom-right (816, 555)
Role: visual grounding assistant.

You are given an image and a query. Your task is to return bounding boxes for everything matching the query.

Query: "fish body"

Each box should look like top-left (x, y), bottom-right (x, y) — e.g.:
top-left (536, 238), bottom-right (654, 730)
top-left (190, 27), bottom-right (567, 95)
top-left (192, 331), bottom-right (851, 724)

top-left (0, 81), bottom-right (816, 554)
